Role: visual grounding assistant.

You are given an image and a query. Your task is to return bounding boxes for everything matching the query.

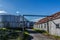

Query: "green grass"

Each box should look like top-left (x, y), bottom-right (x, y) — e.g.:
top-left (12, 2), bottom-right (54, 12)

top-left (33, 28), bottom-right (40, 30)
top-left (24, 31), bottom-right (29, 35)
top-left (0, 28), bottom-right (7, 30)
top-left (0, 28), bottom-right (23, 40)
top-left (33, 28), bottom-right (60, 40)
top-left (51, 35), bottom-right (60, 39)
top-left (33, 28), bottom-right (47, 33)
top-left (16, 36), bottom-right (22, 40)
top-left (23, 30), bottom-right (30, 40)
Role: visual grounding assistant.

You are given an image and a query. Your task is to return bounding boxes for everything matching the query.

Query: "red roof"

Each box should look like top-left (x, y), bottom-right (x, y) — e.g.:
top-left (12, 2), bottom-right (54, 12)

top-left (35, 12), bottom-right (60, 24)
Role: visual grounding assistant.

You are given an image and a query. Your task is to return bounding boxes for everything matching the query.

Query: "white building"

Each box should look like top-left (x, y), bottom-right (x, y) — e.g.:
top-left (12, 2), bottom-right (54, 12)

top-left (0, 11), bottom-right (29, 28)
top-left (34, 12), bottom-right (60, 36)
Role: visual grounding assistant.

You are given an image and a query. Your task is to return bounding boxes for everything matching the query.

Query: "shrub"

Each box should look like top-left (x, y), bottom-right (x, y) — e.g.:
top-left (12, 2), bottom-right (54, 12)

top-left (23, 32), bottom-right (33, 40)
top-left (54, 35), bottom-right (60, 38)
top-left (23, 32), bottom-right (29, 40)
top-left (35, 30), bottom-right (47, 33)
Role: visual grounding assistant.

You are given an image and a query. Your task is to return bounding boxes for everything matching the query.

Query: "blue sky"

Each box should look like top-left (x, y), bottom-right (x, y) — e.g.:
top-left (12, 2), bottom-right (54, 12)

top-left (0, 0), bottom-right (60, 15)
top-left (0, 0), bottom-right (60, 21)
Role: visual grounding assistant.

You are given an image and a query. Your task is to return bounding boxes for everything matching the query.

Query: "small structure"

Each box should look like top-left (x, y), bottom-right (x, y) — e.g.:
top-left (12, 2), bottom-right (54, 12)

top-left (33, 12), bottom-right (60, 36)
top-left (0, 10), bottom-right (29, 29)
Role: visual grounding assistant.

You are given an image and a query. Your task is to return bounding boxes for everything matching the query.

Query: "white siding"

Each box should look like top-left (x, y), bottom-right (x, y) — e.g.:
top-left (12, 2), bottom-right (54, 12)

top-left (49, 19), bottom-right (60, 36)
top-left (38, 23), bottom-right (47, 31)
top-left (0, 15), bottom-right (28, 28)
top-left (43, 23), bottom-right (47, 31)
top-left (34, 25), bottom-right (37, 28)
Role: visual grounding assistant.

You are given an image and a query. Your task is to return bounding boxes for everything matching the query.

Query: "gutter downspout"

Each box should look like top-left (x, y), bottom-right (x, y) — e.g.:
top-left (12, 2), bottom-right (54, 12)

top-left (46, 16), bottom-right (49, 33)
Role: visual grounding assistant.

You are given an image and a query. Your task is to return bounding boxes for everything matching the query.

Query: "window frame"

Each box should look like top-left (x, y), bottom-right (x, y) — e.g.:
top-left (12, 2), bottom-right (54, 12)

top-left (44, 23), bottom-right (46, 28)
top-left (56, 23), bottom-right (60, 28)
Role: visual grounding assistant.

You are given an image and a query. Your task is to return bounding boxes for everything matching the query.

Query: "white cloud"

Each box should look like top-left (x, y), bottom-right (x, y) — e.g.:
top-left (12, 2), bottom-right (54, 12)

top-left (16, 11), bottom-right (20, 15)
top-left (16, 11), bottom-right (20, 13)
top-left (0, 10), bottom-right (7, 13)
top-left (31, 17), bottom-right (44, 22)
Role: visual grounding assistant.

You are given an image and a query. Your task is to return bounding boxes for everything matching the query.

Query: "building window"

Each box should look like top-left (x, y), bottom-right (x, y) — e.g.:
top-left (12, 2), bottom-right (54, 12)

top-left (56, 24), bottom-right (60, 28)
top-left (39, 25), bottom-right (40, 28)
top-left (38, 25), bottom-right (39, 28)
top-left (41, 24), bottom-right (43, 28)
top-left (44, 23), bottom-right (46, 28)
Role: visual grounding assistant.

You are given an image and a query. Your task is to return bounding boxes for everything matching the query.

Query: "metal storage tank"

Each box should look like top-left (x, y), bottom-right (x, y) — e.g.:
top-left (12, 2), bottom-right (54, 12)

top-left (0, 11), bottom-right (29, 29)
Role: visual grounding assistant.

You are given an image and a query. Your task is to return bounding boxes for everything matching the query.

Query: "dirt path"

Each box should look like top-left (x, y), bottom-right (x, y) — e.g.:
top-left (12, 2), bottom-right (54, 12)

top-left (27, 29), bottom-right (54, 40)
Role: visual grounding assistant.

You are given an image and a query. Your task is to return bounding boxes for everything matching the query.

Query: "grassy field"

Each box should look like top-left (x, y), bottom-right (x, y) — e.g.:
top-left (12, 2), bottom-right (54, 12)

top-left (0, 28), bottom-right (23, 40)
